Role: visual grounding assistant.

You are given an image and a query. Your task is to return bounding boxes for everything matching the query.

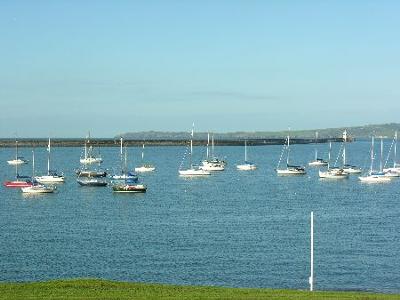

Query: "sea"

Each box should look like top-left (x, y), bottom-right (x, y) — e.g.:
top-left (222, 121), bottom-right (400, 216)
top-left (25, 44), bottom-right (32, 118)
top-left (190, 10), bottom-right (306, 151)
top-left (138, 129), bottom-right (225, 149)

top-left (0, 140), bottom-right (399, 293)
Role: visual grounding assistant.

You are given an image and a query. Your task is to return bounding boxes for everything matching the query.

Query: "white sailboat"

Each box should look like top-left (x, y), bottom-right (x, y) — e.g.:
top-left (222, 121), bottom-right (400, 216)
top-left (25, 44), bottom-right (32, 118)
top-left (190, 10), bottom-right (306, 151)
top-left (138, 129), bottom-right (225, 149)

top-left (236, 140), bottom-right (257, 170)
top-left (341, 130), bottom-right (362, 174)
top-left (21, 150), bottom-right (55, 193)
top-left (383, 131), bottom-right (400, 176)
top-left (276, 131), bottom-right (306, 175)
top-left (79, 133), bottom-right (103, 164)
top-left (135, 143), bottom-right (156, 172)
top-left (359, 136), bottom-right (391, 183)
top-left (319, 142), bottom-right (349, 179)
top-left (35, 138), bottom-right (65, 183)
top-left (179, 124), bottom-right (211, 176)
top-left (7, 140), bottom-right (29, 165)
top-left (308, 132), bottom-right (328, 166)
top-left (200, 133), bottom-right (225, 171)
top-left (110, 138), bottom-right (137, 180)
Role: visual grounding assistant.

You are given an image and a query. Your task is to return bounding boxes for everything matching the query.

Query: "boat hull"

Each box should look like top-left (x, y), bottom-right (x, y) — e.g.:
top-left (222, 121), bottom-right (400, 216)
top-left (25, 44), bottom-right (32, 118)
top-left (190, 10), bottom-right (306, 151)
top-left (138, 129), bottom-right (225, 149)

top-left (7, 159), bottom-right (29, 165)
top-left (112, 184), bottom-right (147, 193)
top-left (308, 161), bottom-right (328, 167)
top-left (76, 170), bottom-right (107, 177)
top-left (77, 179), bottom-right (107, 186)
top-left (21, 185), bottom-right (55, 193)
top-left (342, 167), bottom-right (362, 174)
top-left (319, 170), bottom-right (349, 179)
top-left (359, 176), bottom-right (391, 183)
top-left (276, 168), bottom-right (306, 176)
top-left (179, 169), bottom-right (211, 176)
top-left (35, 175), bottom-right (65, 183)
top-left (134, 166), bottom-right (156, 173)
top-left (236, 164), bottom-right (257, 170)
top-left (4, 180), bottom-right (33, 188)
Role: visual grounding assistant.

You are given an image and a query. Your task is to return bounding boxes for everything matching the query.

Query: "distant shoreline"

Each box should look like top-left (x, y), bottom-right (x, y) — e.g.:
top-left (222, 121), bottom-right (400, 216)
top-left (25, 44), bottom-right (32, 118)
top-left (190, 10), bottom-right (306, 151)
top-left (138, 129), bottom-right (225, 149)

top-left (0, 137), bottom-right (346, 148)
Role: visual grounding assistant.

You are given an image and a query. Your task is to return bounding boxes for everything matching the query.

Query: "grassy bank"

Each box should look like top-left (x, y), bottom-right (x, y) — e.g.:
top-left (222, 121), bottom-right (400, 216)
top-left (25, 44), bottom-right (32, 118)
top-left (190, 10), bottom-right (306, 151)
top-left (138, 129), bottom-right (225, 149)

top-left (0, 279), bottom-right (398, 300)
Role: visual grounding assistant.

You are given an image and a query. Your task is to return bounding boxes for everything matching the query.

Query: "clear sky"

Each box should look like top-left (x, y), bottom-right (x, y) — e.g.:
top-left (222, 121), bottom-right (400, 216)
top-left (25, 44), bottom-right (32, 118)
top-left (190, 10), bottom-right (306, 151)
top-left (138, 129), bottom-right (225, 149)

top-left (1, 1), bottom-right (399, 137)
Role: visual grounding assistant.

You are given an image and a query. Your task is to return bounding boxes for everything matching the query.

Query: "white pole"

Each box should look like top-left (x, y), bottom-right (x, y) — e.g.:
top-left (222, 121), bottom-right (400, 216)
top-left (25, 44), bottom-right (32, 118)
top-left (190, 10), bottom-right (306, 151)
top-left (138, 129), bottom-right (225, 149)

top-left (309, 211), bottom-right (314, 292)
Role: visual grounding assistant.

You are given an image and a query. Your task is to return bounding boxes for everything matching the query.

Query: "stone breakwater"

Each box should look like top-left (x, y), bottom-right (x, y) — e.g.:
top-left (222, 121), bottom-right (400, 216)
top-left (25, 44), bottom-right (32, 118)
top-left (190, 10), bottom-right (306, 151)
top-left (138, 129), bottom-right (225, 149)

top-left (0, 138), bottom-right (345, 148)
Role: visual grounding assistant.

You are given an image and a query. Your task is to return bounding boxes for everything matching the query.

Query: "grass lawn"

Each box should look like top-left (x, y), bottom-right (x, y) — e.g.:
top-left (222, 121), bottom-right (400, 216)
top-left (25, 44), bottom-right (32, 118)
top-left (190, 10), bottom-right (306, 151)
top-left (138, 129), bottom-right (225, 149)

top-left (0, 279), bottom-right (398, 300)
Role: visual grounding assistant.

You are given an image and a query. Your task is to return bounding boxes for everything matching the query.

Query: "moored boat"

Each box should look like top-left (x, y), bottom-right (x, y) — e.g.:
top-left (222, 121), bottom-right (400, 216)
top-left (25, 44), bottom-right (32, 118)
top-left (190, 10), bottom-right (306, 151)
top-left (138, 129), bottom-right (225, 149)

top-left (77, 177), bottom-right (108, 186)
top-left (135, 143), bottom-right (156, 172)
top-left (318, 142), bottom-right (349, 179)
top-left (7, 140), bottom-right (28, 165)
top-left (308, 132), bottom-right (328, 167)
top-left (179, 124), bottom-right (211, 177)
top-left (359, 136), bottom-right (392, 183)
top-left (236, 140), bottom-right (257, 170)
top-left (35, 138), bottom-right (65, 183)
top-left (276, 130), bottom-right (306, 176)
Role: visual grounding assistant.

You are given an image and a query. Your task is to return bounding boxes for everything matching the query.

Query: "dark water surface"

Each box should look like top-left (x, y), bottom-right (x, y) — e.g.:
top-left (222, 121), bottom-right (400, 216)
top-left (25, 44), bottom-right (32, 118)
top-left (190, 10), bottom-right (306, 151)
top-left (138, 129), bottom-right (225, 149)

top-left (0, 141), bottom-right (399, 293)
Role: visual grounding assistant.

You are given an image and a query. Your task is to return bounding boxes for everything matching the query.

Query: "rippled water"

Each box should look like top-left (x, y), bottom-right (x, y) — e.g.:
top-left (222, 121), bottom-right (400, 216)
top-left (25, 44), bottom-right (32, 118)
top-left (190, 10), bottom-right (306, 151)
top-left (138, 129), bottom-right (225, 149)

top-left (0, 141), bottom-right (399, 293)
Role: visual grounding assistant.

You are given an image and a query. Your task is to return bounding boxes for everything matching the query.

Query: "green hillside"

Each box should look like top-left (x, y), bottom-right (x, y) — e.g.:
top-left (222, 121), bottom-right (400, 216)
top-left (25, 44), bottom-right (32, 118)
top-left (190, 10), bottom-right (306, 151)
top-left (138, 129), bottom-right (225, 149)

top-left (119, 123), bottom-right (400, 140)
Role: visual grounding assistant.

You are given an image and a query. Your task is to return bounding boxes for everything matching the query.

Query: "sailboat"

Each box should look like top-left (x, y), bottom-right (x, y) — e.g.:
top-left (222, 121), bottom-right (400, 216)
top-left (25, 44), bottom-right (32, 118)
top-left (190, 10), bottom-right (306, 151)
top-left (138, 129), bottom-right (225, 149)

top-left (179, 124), bottom-right (211, 176)
top-left (35, 138), bottom-right (65, 183)
top-left (79, 133), bottom-right (103, 164)
top-left (111, 139), bottom-right (147, 192)
top-left (276, 131), bottom-right (306, 175)
top-left (76, 132), bottom-right (106, 177)
top-left (308, 132), bottom-right (328, 166)
top-left (135, 143), bottom-right (156, 172)
top-left (110, 138), bottom-right (138, 180)
top-left (341, 130), bottom-right (362, 174)
top-left (359, 136), bottom-right (391, 183)
top-left (383, 131), bottom-right (400, 176)
top-left (319, 142), bottom-right (349, 179)
top-left (21, 150), bottom-right (55, 193)
top-left (236, 140), bottom-right (257, 170)
top-left (7, 140), bottom-right (29, 165)
top-left (4, 142), bottom-right (32, 187)
top-left (200, 133), bottom-right (225, 171)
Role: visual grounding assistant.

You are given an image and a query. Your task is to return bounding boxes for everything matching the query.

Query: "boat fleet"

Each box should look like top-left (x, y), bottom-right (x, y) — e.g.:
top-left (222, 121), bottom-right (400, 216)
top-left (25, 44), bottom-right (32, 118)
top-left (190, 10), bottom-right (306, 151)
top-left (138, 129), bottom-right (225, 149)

top-left (3, 128), bottom-right (400, 194)
top-left (3, 135), bottom-right (155, 194)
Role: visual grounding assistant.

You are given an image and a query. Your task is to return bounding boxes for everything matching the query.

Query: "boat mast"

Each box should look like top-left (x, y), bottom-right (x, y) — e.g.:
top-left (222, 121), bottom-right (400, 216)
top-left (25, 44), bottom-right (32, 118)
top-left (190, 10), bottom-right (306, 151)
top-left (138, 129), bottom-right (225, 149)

top-left (211, 134), bottom-right (215, 159)
top-left (47, 138), bottom-right (51, 175)
top-left (120, 137), bottom-right (123, 174)
top-left (286, 129), bottom-right (290, 166)
top-left (343, 130), bottom-right (347, 166)
top-left (15, 140), bottom-right (19, 179)
top-left (142, 143), bottom-right (145, 163)
top-left (328, 141), bottom-right (332, 169)
top-left (244, 140), bottom-right (248, 162)
top-left (206, 132), bottom-right (210, 160)
top-left (190, 123), bottom-right (194, 168)
top-left (394, 131), bottom-right (398, 168)
top-left (15, 140), bottom-right (18, 160)
top-left (380, 137), bottom-right (384, 172)
top-left (124, 145), bottom-right (127, 175)
top-left (32, 150), bottom-right (35, 179)
top-left (314, 131), bottom-right (318, 160)
top-left (370, 136), bottom-right (375, 175)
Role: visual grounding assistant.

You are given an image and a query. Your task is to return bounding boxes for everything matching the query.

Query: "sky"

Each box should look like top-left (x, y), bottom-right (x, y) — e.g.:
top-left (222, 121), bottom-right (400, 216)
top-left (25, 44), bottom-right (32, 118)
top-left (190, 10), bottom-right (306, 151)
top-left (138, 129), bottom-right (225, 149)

top-left (1, 0), bottom-right (400, 137)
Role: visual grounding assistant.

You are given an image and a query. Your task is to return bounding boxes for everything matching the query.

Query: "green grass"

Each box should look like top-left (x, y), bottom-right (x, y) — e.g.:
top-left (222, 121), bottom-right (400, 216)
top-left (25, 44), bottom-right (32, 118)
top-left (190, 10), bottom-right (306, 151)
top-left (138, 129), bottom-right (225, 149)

top-left (0, 279), bottom-right (399, 300)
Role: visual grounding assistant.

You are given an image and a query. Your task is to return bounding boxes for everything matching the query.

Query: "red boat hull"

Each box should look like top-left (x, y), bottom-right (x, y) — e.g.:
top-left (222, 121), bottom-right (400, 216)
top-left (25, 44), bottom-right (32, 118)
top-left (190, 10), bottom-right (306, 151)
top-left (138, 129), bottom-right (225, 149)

top-left (4, 181), bottom-right (33, 188)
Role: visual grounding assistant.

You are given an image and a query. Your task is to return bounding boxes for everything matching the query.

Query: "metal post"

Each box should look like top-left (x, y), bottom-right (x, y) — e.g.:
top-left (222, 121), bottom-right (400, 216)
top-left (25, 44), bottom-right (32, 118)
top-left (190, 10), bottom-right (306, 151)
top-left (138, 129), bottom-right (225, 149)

top-left (309, 211), bottom-right (314, 292)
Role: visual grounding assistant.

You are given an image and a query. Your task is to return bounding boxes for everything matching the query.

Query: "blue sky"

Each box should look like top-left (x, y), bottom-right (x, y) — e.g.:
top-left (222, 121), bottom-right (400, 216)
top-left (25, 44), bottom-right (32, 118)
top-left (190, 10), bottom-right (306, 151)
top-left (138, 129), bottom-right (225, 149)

top-left (1, 1), bottom-right (399, 137)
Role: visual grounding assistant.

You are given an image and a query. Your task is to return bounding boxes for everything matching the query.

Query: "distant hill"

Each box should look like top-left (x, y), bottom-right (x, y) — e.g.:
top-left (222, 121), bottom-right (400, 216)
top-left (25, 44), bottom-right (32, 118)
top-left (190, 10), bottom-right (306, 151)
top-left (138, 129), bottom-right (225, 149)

top-left (118, 123), bottom-right (400, 140)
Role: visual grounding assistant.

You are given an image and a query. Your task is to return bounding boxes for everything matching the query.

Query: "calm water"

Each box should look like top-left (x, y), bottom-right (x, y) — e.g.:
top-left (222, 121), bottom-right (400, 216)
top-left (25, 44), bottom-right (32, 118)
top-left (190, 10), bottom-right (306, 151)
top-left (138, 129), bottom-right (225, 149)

top-left (0, 141), bottom-right (399, 293)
